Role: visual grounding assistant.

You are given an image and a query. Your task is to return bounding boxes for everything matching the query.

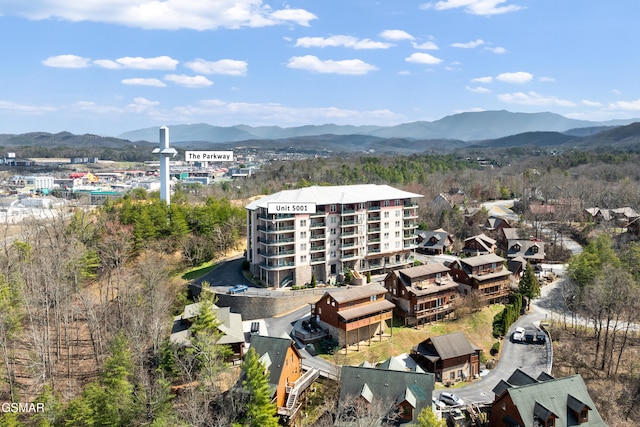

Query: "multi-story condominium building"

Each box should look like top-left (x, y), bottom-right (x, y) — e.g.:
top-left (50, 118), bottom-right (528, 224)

top-left (245, 184), bottom-right (422, 287)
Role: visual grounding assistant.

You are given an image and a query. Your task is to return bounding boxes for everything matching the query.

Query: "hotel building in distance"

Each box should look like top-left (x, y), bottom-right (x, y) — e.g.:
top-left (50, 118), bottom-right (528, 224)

top-left (245, 184), bottom-right (423, 288)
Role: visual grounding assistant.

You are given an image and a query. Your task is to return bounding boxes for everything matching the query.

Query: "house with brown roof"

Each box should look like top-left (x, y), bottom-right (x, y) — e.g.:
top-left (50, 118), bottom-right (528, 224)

top-left (249, 335), bottom-right (319, 424)
top-left (462, 233), bottom-right (497, 256)
top-left (311, 284), bottom-right (394, 348)
top-left (490, 369), bottom-right (607, 427)
top-left (410, 331), bottom-right (480, 384)
top-left (383, 263), bottom-right (458, 327)
top-left (449, 253), bottom-right (512, 304)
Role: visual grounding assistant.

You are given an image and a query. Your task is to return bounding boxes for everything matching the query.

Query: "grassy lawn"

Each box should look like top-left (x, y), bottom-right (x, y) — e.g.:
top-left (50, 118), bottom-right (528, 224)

top-left (180, 261), bottom-right (219, 281)
top-left (324, 305), bottom-right (504, 369)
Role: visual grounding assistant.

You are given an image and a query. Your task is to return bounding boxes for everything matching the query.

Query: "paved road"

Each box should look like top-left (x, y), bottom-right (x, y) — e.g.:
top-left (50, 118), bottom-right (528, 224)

top-left (192, 254), bottom-right (255, 293)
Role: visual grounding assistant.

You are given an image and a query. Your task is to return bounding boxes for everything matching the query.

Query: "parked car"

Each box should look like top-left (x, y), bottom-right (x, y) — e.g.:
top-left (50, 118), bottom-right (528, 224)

top-left (511, 326), bottom-right (526, 342)
top-left (229, 284), bottom-right (248, 294)
top-left (432, 397), bottom-right (447, 410)
top-left (440, 392), bottom-right (464, 407)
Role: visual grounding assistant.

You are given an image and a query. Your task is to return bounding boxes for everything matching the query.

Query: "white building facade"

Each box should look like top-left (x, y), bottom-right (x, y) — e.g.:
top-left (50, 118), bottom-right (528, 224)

top-left (245, 184), bottom-right (423, 288)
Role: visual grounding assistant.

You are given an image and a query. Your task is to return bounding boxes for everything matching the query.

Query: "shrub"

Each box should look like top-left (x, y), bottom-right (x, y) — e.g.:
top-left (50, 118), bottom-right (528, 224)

top-left (490, 341), bottom-right (500, 356)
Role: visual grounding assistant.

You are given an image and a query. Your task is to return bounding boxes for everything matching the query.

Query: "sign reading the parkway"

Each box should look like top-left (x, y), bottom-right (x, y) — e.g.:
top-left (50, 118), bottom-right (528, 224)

top-left (185, 151), bottom-right (234, 162)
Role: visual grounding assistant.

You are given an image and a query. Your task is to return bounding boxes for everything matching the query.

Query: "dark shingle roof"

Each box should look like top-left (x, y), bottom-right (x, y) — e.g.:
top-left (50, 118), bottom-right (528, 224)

top-left (250, 335), bottom-right (301, 389)
top-left (339, 365), bottom-right (435, 424)
top-left (415, 331), bottom-right (477, 361)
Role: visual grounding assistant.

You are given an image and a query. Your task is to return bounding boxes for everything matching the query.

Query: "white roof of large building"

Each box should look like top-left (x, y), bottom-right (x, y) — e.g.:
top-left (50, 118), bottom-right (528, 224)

top-left (246, 184), bottom-right (423, 210)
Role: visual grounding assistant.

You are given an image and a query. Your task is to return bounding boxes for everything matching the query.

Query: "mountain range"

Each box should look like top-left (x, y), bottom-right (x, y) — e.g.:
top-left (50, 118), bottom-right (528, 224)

top-left (1, 110), bottom-right (640, 156)
top-left (117, 110), bottom-right (636, 144)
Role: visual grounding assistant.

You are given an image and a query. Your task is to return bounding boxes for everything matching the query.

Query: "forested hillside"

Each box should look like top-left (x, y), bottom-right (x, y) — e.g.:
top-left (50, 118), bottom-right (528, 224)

top-left (1, 149), bottom-right (640, 425)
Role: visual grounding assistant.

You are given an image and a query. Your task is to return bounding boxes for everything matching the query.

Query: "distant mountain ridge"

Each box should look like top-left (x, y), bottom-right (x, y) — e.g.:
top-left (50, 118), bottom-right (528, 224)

top-left (117, 110), bottom-right (637, 143)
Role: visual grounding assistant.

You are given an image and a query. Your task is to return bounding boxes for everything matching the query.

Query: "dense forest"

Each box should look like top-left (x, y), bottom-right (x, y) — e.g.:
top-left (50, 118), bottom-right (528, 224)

top-left (1, 149), bottom-right (640, 425)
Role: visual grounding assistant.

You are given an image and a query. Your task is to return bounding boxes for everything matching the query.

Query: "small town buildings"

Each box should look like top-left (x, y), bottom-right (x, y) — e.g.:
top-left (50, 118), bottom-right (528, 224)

top-left (484, 216), bottom-right (511, 233)
top-left (383, 263), bottom-right (458, 327)
top-left (337, 365), bottom-right (435, 425)
top-left (415, 228), bottom-right (454, 255)
top-left (311, 284), bottom-right (394, 348)
top-left (490, 369), bottom-right (607, 427)
top-left (505, 238), bottom-right (546, 264)
top-left (449, 253), bottom-right (512, 304)
top-left (461, 233), bottom-right (497, 256)
top-left (170, 302), bottom-right (245, 361)
top-left (410, 331), bottom-right (480, 384)
top-left (245, 184), bottom-right (422, 287)
top-left (249, 335), bottom-right (318, 423)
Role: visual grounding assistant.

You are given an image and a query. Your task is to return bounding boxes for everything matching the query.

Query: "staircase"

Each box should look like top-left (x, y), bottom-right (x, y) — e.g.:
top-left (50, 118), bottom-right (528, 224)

top-left (283, 368), bottom-right (320, 412)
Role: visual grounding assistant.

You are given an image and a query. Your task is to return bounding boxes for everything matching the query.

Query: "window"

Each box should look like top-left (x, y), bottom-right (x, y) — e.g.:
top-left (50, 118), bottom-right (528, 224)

top-left (300, 219), bottom-right (307, 227)
top-left (301, 255), bottom-right (307, 262)
top-left (384, 222), bottom-right (389, 229)
top-left (458, 370), bottom-right (463, 378)
top-left (450, 372), bottom-right (455, 380)
top-left (384, 232), bottom-right (389, 239)
top-left (395, 220), bottom-right (401, 227)
top-left (384, 200), bottom-right (390, 207)
top-left (395, 242), bottom-right (401, 248)
top-left (370, 295), bottom-right (377, 301)
top-left (331, 228), bottom-right (336, 235)
top-left (331, 216), bottom-right (337, 223)
top-left (395, 231), bottom-right (400, 238)
top-left (300, 243), bottom-right (307, 251)
top-left (331, 240), bottom-right (336, 246)
top-left (384, 211), bottom-right (389, 218)
top-left (395, 210), bottom-right (401, 217)
top-left (330, 251), bottom-right (336, 258)
top-left (384, 243), bottom-right (389, 250)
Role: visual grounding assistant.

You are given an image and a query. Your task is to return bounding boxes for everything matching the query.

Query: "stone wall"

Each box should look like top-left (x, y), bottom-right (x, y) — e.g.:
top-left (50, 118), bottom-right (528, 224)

top-left (190, 283), bottom-right (327, 320)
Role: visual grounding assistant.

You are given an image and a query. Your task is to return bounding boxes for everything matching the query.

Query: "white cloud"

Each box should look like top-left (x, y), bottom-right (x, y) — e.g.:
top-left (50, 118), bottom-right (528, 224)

top-left (608, 99), bottom-right (640, 111)
top-left (164, 74), bottom-right (213, 87)
top-left (42, 54), bottom-right (91, 68)
top-left (485, 46), bottom-right (506, 54)
top-left (412, 41), bottom-right (439, 50)
top-left (466, 86), bottom-right (490, 93)
top-left (405, 52), bottom-right (443, 65)
top-left (496, 71), bottom-right (533, 84)
top-left (451, 39), bottom-right (484, 48)
top-left (127, 97), bottom-right (160, 113)
top-left (420, 0), bottom-right (523, 16)
top-left (294, 35), bottom-right (392, 50)
top-left (122, 78), bottom-right (166, 87)
top-left (473, 76), bottom-right (493, 83)
top-left (1, 1), bottom-right (317, 30)
top-left (498, 91), bottom-right (576, 107)
top-left (269, 8), bottom-right (317, 27)
top-left (0, 100), bottom-right (57, 114)
top-left (581, 99), bottom-right (603, 107)
top-left (380, 29), bottom-right (415, 41)
top-left (538, 76), bottom-right (555, 83)
top-left (174, 98), bottom-right (403, 126)
top-left (185, 59), bottom-right (248, 76)
top-left (286, 55), bottom-right (378, 75)
top-left (94, 56), bottom-right (179, 70)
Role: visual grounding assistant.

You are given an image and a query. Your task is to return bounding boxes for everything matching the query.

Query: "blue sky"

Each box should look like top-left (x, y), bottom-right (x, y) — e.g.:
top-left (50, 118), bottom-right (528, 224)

top-left (1, 0), bottom-right (639, 136)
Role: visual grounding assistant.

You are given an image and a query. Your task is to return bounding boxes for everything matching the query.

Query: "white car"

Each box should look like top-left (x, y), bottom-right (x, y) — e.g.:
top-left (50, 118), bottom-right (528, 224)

top-left (512, 326), bottom-right (526, 342)
top-left (440, 392), bottom-right (464, 407)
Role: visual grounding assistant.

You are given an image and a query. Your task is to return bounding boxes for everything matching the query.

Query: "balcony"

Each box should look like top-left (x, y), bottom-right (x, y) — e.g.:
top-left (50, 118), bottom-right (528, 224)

top-left (310, 256), bottom-right (326, 264)
top-left (258, 237), bottom-right (295, 246)
top-left (367, 215), bottom-right (381, 222)
top-left (310, 244), bottom-right (326, 252)
top-left (260, 261), bottom-right (295, 271)
top-left (258, 225), bottom-right (295, 233)
top-left (310, 221), bottom-right (326, 229)
top-left (341, 219), bottom-right (359, 226)
top-left (258, 249), bottom-right (295, 258)
top-left (403, 211), bottom-right (418, 219)
top-left (340, 252), bottom-right (359, 261)
top-left (367, 227), bottom-right (381, 233)
top-left (403, 222), bottom-right (418, 229)
top-left (367, 205), bottom-right (381, 211)
top-left (368, 237), bottom-right (381, 243)
top-left (257, 213), bottom-right (294, 221)
top-left (310, 233), bottom-right (326, 241)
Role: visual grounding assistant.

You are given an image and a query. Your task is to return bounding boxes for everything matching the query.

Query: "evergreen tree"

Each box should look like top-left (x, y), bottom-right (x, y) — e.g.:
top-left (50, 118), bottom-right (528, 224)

top-left (518, 262), bottom-right (541, 310)
top-left (241, 348), bottom-right (279, 427)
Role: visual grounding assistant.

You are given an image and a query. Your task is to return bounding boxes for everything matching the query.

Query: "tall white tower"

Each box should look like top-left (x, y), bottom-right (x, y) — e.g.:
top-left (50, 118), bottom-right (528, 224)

top-left (152, 126), bottom-right (177, 205)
